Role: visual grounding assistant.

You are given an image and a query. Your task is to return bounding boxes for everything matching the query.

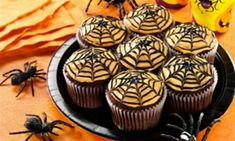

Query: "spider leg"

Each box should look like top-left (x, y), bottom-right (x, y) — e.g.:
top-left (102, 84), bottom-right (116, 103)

top-left (189, 114), bottom-right (194, 135)
top-left (30, 78), bottom-right (34, 97)
top-left (42, 112), bottom-right (47, 123)
top-left (25, 133), bottom-right (34, 141)
top-left (202, 118), bottom-right (220, 141)
top-left (35, 75), bottom-right (47, 81)
top-left (9, 130), bottom-right (32, 135)
top-left (117, 2), bottom-right (126, 19)
top-left (36, 69), bottom-right (44, 72)
top-left (29, 60), bottom-right (37, 65)
top-left (85, 0), bottom-right (93, 12)
top-left (16, 82), bottom-right (27, 97)
top-left (169, 113), bottom-right (187, 130)
top-left (2, 69), bottom-right (22, 77)
top-left (195, 112), bottom-right (204, 136)
top-left (166, 124), bottom-right (184, 132)
top-left (0, 74), bottom-right (15, 85)
top-left (197, 3), bottom-right (203, 14)
top-left (25, 114), bottom-right (43, 124)
top-left (35, 73), bottom-right (47, 76)
top-left (97, 0), bottom-right (102, 5)
top-left (51, 120), bottom-right (74, 128)
top-left (160, 134), bottom-right (180, 141)
top-left (54, 126), bottom-right (63, 130)
top-left (128, 0), bottom-right (138, 8)
top-left (49, 131), bottom-right (59, 136)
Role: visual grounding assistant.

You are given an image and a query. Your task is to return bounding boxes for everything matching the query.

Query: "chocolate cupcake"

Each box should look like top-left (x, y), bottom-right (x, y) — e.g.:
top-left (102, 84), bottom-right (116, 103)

top-left (160, 55), bottom-right (218, 113)
top-left (124, 4), bottom-right (174, 38)
top-left (76, 15), bottom-right (128, 49)
top-left (63, 47), bottom-right (120, 108)
top-left (106, 70), bottom-right (166, 131)
top-left (165, 23), bottom-right (218, 63)
top-left (116, 35), bottom-right (168, 71)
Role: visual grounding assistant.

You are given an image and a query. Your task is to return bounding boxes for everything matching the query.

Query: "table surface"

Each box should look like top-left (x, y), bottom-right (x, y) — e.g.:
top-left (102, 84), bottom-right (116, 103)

top-left (0, 0), bottom-right (235, 141)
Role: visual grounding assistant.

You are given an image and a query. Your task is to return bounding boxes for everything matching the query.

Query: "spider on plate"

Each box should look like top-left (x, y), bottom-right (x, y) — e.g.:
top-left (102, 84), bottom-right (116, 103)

top-left (0, 60), bottom-right (46, 97)
top-left (9, 112), bottom-right (74, 141)
top-left (85, 0), bottom-right (138, 18)
top-left (160, 113), bottom-right (220, 141)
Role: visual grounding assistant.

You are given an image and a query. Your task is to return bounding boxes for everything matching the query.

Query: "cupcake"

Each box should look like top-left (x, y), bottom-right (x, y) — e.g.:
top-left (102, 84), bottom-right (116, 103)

top-left (116, 35), bottom-right (168, 71)
top-left (76, 15), bottom-right (128, 49)
top-left (160, 55), bottom-right (218, 113)
top-left (124, 4), bottom-right (174, 38)
top-left (63, 47), bottom-right (120, 108)
top-left (106, 70), bottom-right (166, 131)
top-left (165, 23), bottom-right (218, 63)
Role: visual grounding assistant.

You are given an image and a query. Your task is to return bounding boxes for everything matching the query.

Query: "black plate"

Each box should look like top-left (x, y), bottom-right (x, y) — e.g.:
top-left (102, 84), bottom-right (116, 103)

top-left (47, 36), bottom-right (235, 141)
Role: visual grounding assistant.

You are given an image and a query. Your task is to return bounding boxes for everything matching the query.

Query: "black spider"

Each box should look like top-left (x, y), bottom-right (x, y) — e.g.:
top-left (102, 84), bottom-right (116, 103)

top-left (9, 112), bottom-right (74, 141)
top-left (161, 113), bottom-right (220, 141)
top-left (86, 0), bottom-right (138, 18)
top-left (0, 60), bottom-right (46, 97)
top-left (195, 0), bottom-right (224, 13)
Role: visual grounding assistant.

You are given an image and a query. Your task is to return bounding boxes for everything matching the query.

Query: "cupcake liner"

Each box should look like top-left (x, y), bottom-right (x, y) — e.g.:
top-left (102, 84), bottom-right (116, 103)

top-left (166, 66), bottom-right (218, 113)
top-left (168, 42), bottom-right (218, 64)
top-left (106, 87), bottom-right (167, 131)
top-left (64, 72), bottom-right (105, 108)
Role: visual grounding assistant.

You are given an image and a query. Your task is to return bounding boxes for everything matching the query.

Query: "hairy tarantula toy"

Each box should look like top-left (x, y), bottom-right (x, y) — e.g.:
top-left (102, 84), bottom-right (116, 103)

top-left (161, 113), bottom-right (220, 141)
top-left (0, 61), bottom-right (46, 97)
top-left (86, 0), bottom-right (138, 18)
top-left (10, 112), bottom-right (74, 141)
top-left (195, 0), bottom-right (224, 13)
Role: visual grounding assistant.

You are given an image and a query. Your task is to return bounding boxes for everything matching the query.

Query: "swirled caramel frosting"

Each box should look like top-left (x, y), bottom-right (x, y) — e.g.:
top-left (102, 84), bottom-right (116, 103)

top-left (79, 16), bottom-right (127, 47)
top-left (107, 70), bottom-right (164, 108)
top-left (160, 55), bottom-right (214, 92)
top-left (124, 4), bottom-right (173, 34)
top-left (165, 23), bottom-right (218, 55)
top-left (64, 48), bottom-right (119, 83)
top-left (117, 35), bottom-right (168, 71)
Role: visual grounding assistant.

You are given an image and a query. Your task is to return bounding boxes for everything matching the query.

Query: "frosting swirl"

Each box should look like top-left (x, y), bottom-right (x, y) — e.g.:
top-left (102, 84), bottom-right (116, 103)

top-left (124, 4), bottom-right (173, 34)
top-left (107, 70), bottom-right (164, 108)
top-left (65, 48), bottom-right (119, 83)
top-left (160, 56), bottom-right (214, 92)
top-left (79, 16), bottom-right (127, 47)
top-left (165, 23), bottom-right (218, 55)
top-left (117, 35), bottom-right (168, 71)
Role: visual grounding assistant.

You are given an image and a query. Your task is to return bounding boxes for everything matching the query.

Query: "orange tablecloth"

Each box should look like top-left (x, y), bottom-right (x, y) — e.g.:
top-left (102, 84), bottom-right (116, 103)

top-left (0, 0), bottom-right (235, 141)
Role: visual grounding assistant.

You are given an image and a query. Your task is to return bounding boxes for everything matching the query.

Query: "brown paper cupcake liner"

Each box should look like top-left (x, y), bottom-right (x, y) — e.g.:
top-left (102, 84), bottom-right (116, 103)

top-left (167, 66), bottom-right (218, 113)
top-left (106, 87), bottom-right (167, 131)
top-left (64, 72), bottom-right (105, 108)
top-left (168, 42), bottom-right (218, 64)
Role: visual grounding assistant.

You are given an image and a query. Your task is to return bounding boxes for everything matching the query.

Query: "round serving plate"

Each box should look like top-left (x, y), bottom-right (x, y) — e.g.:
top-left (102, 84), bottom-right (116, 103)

top-left (47, 36), bottom-right (235, 141)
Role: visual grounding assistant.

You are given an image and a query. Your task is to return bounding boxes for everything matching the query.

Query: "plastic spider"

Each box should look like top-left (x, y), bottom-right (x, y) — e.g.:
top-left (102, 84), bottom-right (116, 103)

top-left (161, 113), bottom-right (220, 141)
top-left (86, 0), bottom-right (138, 18)
top-left (9, 112), bottom-right (74, 141)
top-left (0, 60), bottom-right (46, 97)
top-left (195, 0), bottom-right (224, 13)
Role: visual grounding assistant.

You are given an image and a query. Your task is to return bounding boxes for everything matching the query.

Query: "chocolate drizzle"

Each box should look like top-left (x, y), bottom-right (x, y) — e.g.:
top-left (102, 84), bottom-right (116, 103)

top-left (79, 16), bottom-right (127, 47)
top-left (160, 56), bottom-right (214, 92)
top-left (165, 23), bottom-right (218, 55)
top-left (124, 4), bottom-right (173, 34)
top-left (65, 48), bottom-right (119, 83)
top-left (107, 70), bottom-right (164, 108)
top-left (117, 35), bottom-right (168, 71)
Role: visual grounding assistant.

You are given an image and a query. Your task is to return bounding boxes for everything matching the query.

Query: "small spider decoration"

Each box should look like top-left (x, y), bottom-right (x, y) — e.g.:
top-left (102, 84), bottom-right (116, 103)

top-left (9, 112), bottom-right (74, 141)
top-left (195, 0), bottom-right (224, 13)
top-left (161, 113), bottom-right (220, 141)
top-left (86, 0), bottom-right (138, 18)
top-left (0, 60), bottom-right (46, 97)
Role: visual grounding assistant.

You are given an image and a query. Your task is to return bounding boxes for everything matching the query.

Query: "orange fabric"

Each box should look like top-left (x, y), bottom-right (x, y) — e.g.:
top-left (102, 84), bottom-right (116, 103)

top-left (0, 0), bottom-right (50, 29)
top-left (0, 0), bottom-right (235, 141)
